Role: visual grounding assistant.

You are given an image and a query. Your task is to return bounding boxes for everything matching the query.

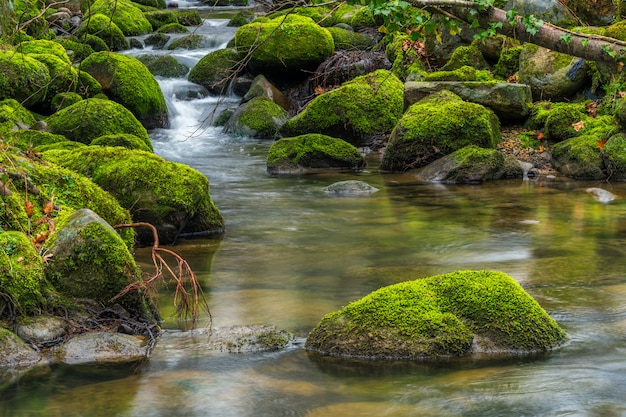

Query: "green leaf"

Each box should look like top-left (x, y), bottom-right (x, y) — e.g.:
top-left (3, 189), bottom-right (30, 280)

top-left (582, 39), bottom-right (590, 47)
top-left (560, 33), bottom-right (572, 45)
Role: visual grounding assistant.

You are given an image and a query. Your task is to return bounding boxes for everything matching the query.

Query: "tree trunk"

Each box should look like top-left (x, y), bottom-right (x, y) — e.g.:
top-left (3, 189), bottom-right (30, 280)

top-left (408, 1), bottom-right (626, 65)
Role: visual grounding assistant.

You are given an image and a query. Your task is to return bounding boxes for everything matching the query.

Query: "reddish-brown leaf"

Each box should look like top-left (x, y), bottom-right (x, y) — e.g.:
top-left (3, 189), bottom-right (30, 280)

top-left (25, 201), bottom-right (34, 218)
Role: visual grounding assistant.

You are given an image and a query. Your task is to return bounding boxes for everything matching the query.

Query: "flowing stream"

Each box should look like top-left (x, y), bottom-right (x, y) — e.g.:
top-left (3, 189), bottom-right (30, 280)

top-left (4, 6), bottom-right (626, 416)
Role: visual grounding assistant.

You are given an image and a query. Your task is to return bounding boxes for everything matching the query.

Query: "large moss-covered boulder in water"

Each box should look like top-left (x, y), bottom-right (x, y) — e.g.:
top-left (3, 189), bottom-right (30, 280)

top-left (0, 232), bottom-right (50, 316)
top-left (280, 70), bottom-right (404, 145)
top-left (381, 90), bottom-right (500, 172)
top-left (44, 209), bottom-right (155, 319)
top-left (0, 50), bottom-right (50, 108)
top-left (43, 146), bottom-right (224, 244)
top-left (84, 0), bottom-right (153, 36)
top-left (234, 15), bottom-right (334, 76)
top-left (306, 270), bottom-right (567, 360)
top-left (267, 134), bottom-right (365, 175)
top-left (45, 98), bottom-right (152, 150)
top-left (188, 48), bottom-right (242, 95)
top-left (80, 52), bottom-right (168, 129)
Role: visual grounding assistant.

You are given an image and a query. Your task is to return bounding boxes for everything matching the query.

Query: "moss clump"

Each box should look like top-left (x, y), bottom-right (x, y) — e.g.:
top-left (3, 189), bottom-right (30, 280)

top-left (46, 98), bottom-right (151, 149)
top-left (157, 22), bottom-right (189, 34)
top-left (91, 133), bottom-right (153, 152)
top-left (0, 232), bottom-right (49, 316)
top-left (17, 39), bottom-right (71, 64)
top-left (143, 10), bottom-right (178, 30)
top-left (603, 133), bottom-right (626, 179)
top-left (551, 134), bottom-right (606, 179)
top-left (305, 270), bottom-right (566, 359)
top-left (493, 46), bottom-right (522, 79)
top-left (326, 27), bottom-right (375, 50)
top-left (4, 130), bottom-right (68, 151)
top-left (188, 48), bottom-right (242, 95)
top-left (416, 66), bottom-right (494, 82)
top-left (0, 50), bottom-right (50, 108)
top-left (381, 90), bottom-right (500, 171)
top-left (80, 52), bottom-right (167, 130)
top-left (86, 0), bottom-right (153, 36)
top-left (75, 13), bottom-right (129, 51)
top-left (281, 70), bottom-right (404, 144)
top-left (166, 34), bottom-right (204, 50)
top-left (267, 133), bottom-right (365, 174)
top-left (0, 99), bottom-right (37, 132)
top-left (543, 104), bottom-right (587, 142)
top-left (27, 53), bottom-right (81, 113)
top-left (172, 10), bottom-right (202, 26)
top-left (234, 15), bottom-right (334, 73)
top-left (441, 43), bottom-right (489, 72)
top-left (51, 92), bottom-right (83, 112)
top-left (225, 97), bottom-right (288, 139)
top-left (605, 21), bottom-right (626, 41)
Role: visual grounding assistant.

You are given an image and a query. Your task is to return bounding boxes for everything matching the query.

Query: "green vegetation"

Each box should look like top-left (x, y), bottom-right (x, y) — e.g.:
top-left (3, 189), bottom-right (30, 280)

top-left (305, 270), bottom-right (566, 359)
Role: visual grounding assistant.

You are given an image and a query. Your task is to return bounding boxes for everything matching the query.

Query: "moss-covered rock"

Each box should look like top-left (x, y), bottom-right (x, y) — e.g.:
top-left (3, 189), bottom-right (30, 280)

top-left (0, 50), bottom-right (50, 108)
top-left (137, 54), bottom-right (189, 78)
top-left (86, 0), bottom-right (153, 36)
top-left (326, 26), bottom-right (376, 50)
top-left (44, 208), bottom-right (151, 316)
top-left (0, 328), bottom-right (40, 367)
top-left (605, 20), bottom-right (626, 41)
top-left (46, 98), bottom-right (152, 149)
top-left (493, 46), bottom-right (522, 80)
top-left (144, 10), bottom-right (178, 30)
top-left (0, 99), bottom-right (37, 133)
top-left (518, 44), bottom-right (589, 101)
top-left (224, 97), bottom-right (288, 139)
top-left (157, 22), bottom-right (190, 34)
top-left (75, 13), bottom-right (130, 51)
top-left (166, 34), bottom-right (204, 50)
top-left (27, 53), bottom-right (81, 113)
top-left (280, 69), bottom-right (404, 145)
top-left (188, 48), bottom-right (242, 95)
top-left (80, 52), bottom-right (168, 129)
top-left (4, 130), bottom-right (68, 151)
top-left (16, 39), bottom-right (71, 64)
top-left (172, 9), bottom-right (202, 26)
top-left (440, 43), bottom-right (489, 72)
top-left (0, 232), bottom-right (49, 316)
top-left (409, 66), bottom-right (494, 82)
top-left (43, 146), bottom-right (224, 244)
top-left (414, 145), bottom-right (523, 183)
top-left (234, 15), bottom-right (334, 75)
top-left (551, 134), bottom-right (606, 179)
top-left (267, 133), bottom-right (365, 174)
top-left (144, 33), bottom-right (170, 50)
top-left (381, 90), bottom-right (501, 172)
top-left (51, 92), bottom-right (83, 112)
top-left (603, 133), bottom-right (626, 180)
top-left (543, 103), bottom-right (587, 142)
top-left (305, 270), bottom-right (566, 360)
top-left (91, 133), bottom-right (153, 152)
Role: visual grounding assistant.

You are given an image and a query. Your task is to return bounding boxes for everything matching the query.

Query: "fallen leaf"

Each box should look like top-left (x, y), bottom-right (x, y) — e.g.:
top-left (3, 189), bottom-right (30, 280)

top-left (598, 139), bottom-right (607, 151)
top-left (537, 132), bottom-right (544, 140)
top-left (25, 201), bottom-right (34, 218)
top-left (572, 120), bottom-right (585, 132)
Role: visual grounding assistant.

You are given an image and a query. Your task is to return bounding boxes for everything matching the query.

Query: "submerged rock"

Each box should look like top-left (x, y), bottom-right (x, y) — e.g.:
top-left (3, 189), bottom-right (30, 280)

top-left (306, 270), bottom-right (566, 360)
top-left (55, 331), bottom-right (149, 364)
top-left (586, 187), bottom-right (617, 203)
top-left (323, 180), bottom-right (379, 195)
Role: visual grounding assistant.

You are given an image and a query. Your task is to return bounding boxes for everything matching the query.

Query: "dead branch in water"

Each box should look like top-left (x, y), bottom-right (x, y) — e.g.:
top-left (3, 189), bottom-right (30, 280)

top-left (112, 222), bottom-right (211, 328)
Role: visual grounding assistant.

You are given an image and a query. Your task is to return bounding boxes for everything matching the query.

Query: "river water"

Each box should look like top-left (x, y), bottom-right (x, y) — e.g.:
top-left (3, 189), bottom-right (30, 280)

top-left (4, 6), bottom-right (626, 417)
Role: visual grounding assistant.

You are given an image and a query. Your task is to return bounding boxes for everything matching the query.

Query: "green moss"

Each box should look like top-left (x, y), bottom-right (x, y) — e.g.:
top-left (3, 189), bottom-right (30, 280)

top-left (46, 98), bottom-right (151, 149)
top-left (551, 134), bottom-right (606, 179)
top-left (172, 10), bottom-right (202, 26)
top-left (166, 34), bottom-right (204, 50)
top-left (419, 66), bottom-right (494, 82)
top-left (75, 14), bottom-right (129, 51)
top-left (544, 103), bottom-right (587, 142)
top-left (267, 133), bottom-right (365, 173)
top-left (91, 133), bottom-right (153, 152)
top-left (227, 10), bottom-right (255, 27)
top-left (143, 10), bottom-right (178, 30)
top-left (157, 22), bottom-right (189, 34)
top-left (28, 53), bottom-right (81, 113)
top-left (281, 70), bottom-right (404, 143)
top-left (51, 92), bottom-right (83, 112)
top-left (0, 231), bottom-right (49, 316)
top-left (381, 90), bottom-right (500, 171)
top-left (441, 43), bottom-right (489, 72)
top-left (326, 27), bottom-right (375, 50)
top-left (4, 130), bottom-right (68, 151)
top-left (0, 99), bottom-right (37, 129)
top-left (17, 39), bottom-right (71, 64)
top-left (234, 14), bottom-right (334, 72)
top-left (305, 270), bottom-right (566, 359)
top-left (233, 97), bottom-right (288, 138)
top-left (80, 52), bottom-right (167, 130)
top-left (604, 133), bottom-right (626, 179)
top-left (87, 0), bottom-right (153, 36)
top-left (606, 21), bottom-right (626, 41)
top-left (493, 46), bottom-right (522, 80)
top-left (188, 48), bottom-right (242, 95)
top-left (0, 50), bottom-right (50, 107)
top-left (35, 141), bottom-right (87, 152)
top-left (350, 6), bottom-right (378, 30)
top-left (137, 55), bottom-right (189, 78)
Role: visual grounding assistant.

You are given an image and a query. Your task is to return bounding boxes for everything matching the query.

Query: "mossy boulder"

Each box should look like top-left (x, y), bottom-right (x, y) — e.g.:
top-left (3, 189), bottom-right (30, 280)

top-left (27, 53), bottom-right (81, 113)
top-left (54, 37), bottom-right (96, 64)
top-left (234, 15), bottom-right (334, 75)
top-left (51, 92), bottom-right (83, 112)
top-left (493, 46), bottom-right (523, 80)
top-left (85, 0), bottom-right (153, 36)
top-left (43, 146), bottom-right (224, 244)
top-left (166, 34), bottom-right (204, 50)
top-left (157, 22), bottom-right (189, 34)
top-left (0, 50), bottom-right (50, 108)
top-left (0, 232), bottom-right (49, 316)
top-left (0, 99), bottom-right (37, 133)
top-left (517, 44), bottom-right (589, 101)
top-left (551, 135), bottom-right (606, 179)
top-left (414, 145), bottom-right (523, 183)
top-left (224, 97), bottom-right (289, 139)
top-left (144, 33), bottom-right (170, 50)
top-left (44, 208), bottom-right (153, 318)
top-left (171, 10), bottom-right (202, 26)
top-left (80, 52), bottom-right (168, 129)
top-left (381, 90), bottom-right (501, 172)
top-left (46, 98), bottom-right (152, 150)
top-left (16, 40), bottom-right (71, 64)
top-left (242, 75), bottom-right (290, 111)
top-left (267, 133), bottom-right (365, 175)
top-left (0, 328), bottom-right (40, 367)
top-left (305, 270), bottom-right (566, 360)
top-left (188, 48), bottom-right (242, 95)
top-left (326, 26), bottom-right (376, 50)
top-left (440, 43), bottom-right (490, 72)
top-left (144, 10), bottom-right (178, 30)
top-left (137, 55), bottom-right (189, 78)
top-left (75, 13), bottom-right (130, 51)
top-left (4, 130), bottom-right (68, 151)
top-left (408, 66), bottom-right (494, 82)
top-left (280, 70), bottom-right (404, 145)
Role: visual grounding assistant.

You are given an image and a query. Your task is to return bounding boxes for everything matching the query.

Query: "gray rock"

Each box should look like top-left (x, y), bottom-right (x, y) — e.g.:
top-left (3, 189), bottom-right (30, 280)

top-left (503, 0), bottom-right (577, 26)
top-left (586, 187), bottom-right (617, 203)
top-left (15, 316), bottom-right (68, 345)
top-left (323, 180), bottom-right (379, 195)
top-left (404, 81), bottom-right (532, 121)
top-left (0, 328), bottom-right (40, 367)
top-left (55, 331), bottom-right (148, 365)
top-left (242, 74), bottom-right (290, 111)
